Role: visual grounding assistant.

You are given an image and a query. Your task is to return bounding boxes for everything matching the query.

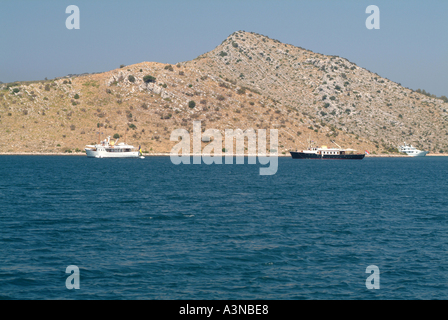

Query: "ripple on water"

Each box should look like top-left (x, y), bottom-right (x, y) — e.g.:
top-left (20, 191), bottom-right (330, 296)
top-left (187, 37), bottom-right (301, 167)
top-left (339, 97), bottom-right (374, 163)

top-left (0, 156), bottom-right (447, 299)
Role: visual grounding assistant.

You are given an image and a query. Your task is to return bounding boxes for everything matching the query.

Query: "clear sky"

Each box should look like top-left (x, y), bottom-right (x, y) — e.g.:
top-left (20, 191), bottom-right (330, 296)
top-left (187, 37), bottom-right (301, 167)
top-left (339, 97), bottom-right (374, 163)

top-left (1, 0), bottom-right (447, 96)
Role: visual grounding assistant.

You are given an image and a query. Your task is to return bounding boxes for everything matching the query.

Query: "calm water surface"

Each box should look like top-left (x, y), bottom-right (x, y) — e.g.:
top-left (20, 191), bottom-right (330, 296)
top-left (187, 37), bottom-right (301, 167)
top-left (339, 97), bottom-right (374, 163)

top-left (0, 156), bottom-right (447, 299)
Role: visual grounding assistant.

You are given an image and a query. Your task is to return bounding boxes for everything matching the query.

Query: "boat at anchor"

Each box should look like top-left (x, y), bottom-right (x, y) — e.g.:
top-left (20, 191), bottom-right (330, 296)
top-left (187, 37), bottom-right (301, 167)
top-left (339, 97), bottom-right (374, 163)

top-left (85, 135), bottom-right (143, 158)
top-left (398, 142), bottom-right (427, 157)
top-left (290, 139), bottom-right (365, 160)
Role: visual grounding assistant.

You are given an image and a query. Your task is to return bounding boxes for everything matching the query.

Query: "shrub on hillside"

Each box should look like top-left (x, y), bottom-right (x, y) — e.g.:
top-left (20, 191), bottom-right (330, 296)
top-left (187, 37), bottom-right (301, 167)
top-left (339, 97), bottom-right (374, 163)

top-left (188, 100), bottom-right (196, 109)
top-left (143, 75), bottom-right (156, 83)
top-left (128, 75), bottom-right (135, 83)
top-left (237, 87), bottom-right (246, 95)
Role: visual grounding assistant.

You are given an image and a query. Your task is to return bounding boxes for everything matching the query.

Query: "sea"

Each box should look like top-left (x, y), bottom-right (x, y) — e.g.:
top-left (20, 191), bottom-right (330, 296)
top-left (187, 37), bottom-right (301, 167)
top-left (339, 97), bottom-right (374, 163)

top-left (0, 156), bottom-right (447, 300)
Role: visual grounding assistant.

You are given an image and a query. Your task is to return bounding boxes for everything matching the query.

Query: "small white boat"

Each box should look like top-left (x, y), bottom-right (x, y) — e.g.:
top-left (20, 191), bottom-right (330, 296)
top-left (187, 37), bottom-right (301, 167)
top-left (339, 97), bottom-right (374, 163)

top-left (85, 136), bottom-right (141, 158)
top-left (398, 142), bottom-right (428, 157)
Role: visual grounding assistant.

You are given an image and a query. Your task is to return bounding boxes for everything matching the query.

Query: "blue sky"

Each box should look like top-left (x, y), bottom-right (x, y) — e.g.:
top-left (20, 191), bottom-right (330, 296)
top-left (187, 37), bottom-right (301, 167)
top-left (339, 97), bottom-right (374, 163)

top-left (1, 0), bottom-right (447, 96)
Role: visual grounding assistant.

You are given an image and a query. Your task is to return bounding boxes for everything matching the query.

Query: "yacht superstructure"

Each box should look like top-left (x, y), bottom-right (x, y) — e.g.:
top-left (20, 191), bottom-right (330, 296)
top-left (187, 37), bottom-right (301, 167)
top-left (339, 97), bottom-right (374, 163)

top-left (85, 136), bottom-right (141, 158)
top-left (398, 143), bottom-right (427, 157)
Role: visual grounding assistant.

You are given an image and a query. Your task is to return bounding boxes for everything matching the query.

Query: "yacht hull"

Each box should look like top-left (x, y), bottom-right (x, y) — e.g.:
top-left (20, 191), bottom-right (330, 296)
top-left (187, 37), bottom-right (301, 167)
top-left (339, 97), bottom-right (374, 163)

top-left (85, 149), bottom-right (139, 158)
top-left (290, 152), bottom-right (365, 160)
top-left (407, 151), bottom-right (428, 157)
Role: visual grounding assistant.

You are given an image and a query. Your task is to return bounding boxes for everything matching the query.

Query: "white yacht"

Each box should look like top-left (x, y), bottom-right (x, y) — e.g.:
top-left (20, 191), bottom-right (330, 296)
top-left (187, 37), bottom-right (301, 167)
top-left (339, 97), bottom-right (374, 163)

top-left (398, 142), bottom-right (428, 157)
top-left (85, 136), bottom-right (143, 158)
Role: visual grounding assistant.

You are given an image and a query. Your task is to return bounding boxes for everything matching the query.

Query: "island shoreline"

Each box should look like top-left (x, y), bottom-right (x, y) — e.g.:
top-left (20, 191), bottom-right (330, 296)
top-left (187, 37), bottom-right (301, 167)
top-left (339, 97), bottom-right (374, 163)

top-left (1, 153), bottom-right (447, 157)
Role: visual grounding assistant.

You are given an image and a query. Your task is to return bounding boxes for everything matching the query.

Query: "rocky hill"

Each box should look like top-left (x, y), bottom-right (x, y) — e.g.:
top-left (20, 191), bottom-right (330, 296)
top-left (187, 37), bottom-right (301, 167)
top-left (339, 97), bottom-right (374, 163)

top-left (1, 31), bottom-right (447, 154)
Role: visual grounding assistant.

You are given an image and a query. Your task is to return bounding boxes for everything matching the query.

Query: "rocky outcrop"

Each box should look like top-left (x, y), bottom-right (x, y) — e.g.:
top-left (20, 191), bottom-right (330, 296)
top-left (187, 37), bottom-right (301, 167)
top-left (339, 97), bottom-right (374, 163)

top-left (1, 31), bottom-right (447, 154)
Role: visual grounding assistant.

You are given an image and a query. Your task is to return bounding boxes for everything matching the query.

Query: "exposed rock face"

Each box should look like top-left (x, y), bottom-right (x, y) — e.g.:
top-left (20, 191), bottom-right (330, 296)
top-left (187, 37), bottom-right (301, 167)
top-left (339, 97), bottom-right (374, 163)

top-left (0, 31), bottom-right (447, 154)
top-left (189, 31), bottom-right (447, 153)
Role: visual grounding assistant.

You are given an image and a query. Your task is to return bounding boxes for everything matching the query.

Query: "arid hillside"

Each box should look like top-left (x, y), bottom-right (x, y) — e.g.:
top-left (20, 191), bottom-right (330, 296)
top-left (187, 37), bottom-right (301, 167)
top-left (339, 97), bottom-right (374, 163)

top-left (1, 31), bottom-right (447, 154)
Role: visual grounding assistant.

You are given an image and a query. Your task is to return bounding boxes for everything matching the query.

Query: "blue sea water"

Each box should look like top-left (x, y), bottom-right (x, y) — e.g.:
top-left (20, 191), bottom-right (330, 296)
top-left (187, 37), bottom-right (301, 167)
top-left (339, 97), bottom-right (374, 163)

top-left (0, 156), bottom-right (447, 300)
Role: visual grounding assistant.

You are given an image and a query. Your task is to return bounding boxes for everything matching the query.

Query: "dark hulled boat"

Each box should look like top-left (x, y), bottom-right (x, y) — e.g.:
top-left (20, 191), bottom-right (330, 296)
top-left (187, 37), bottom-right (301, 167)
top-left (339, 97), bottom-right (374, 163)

top-left (290, 145), bottom-right (365, 160)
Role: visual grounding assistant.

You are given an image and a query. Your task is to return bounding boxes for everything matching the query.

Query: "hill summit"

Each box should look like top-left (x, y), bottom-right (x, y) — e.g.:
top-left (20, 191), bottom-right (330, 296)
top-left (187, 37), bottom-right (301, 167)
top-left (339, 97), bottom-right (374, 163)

top-left (1, 31), bottom-right (447, 154)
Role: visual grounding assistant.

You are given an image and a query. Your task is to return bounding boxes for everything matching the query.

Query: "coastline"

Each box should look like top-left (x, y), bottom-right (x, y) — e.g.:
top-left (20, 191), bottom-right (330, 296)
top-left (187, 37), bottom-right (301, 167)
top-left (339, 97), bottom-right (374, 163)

top-left (1, 152), bottom-right (447, 157)
top-left (0, 152), bottom-right (288, 157)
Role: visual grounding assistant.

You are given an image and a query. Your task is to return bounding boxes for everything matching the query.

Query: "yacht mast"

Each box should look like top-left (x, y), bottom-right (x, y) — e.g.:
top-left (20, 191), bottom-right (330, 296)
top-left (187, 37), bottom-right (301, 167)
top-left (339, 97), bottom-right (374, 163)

top-left (331, 140), bottom-right (343, 149)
